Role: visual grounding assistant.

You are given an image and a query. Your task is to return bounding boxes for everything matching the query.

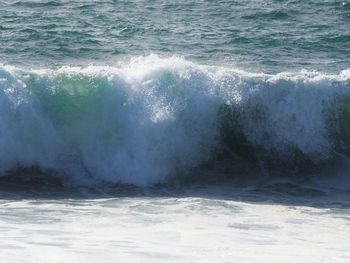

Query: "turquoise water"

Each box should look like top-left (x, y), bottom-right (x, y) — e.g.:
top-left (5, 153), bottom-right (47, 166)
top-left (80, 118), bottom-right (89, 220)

top-left (1, 0), bottom-right (350, 72)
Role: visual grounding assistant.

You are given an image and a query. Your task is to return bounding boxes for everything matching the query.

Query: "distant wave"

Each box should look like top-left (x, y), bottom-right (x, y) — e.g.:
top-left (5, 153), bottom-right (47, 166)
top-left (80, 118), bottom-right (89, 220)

top-left (1, 55), bottom-right (350, 185)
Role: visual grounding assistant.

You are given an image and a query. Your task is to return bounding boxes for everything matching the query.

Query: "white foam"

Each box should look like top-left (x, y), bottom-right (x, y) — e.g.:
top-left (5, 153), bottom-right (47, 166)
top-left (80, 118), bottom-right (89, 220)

top-left (0, 56), bottom-right (349, 185)
top-left (0, 197), bottom-right (349, 262)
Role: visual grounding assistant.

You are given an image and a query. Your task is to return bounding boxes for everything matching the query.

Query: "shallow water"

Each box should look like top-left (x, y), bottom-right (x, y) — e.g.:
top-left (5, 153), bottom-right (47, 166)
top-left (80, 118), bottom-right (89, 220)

top-left (0, 181), bottom-right (349, 262)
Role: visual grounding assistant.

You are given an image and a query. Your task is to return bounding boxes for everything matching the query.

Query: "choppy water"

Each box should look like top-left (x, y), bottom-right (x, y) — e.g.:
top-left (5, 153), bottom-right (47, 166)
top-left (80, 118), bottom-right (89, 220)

top-left (1, 0), bottom-right (350, 262)
top-left (1, 0), bottom-right (350, 72)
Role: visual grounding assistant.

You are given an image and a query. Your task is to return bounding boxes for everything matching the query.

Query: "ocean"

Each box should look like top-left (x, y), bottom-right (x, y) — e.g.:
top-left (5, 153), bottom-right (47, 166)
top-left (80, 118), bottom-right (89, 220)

top-left (0, 0), bottom-right (350, 262)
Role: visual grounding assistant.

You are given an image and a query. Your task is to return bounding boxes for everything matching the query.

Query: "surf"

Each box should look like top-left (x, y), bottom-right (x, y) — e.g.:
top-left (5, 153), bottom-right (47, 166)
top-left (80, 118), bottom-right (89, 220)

top-left (1, 55), bottom-right (350, 186)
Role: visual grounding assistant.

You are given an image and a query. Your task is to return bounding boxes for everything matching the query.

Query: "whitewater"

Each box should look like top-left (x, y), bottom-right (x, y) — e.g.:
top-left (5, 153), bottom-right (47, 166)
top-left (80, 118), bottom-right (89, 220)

top-left (0, 56), bottom-right (349, 262)
top-left (1, 55), bottom-right (350, 186)
top-left (1, 0), bottom-right (350, 262)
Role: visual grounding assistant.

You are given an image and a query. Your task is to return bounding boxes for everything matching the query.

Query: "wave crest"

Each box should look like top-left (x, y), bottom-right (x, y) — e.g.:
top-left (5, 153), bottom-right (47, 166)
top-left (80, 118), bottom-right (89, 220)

top-left (1, 56), bottom-right (350, 185)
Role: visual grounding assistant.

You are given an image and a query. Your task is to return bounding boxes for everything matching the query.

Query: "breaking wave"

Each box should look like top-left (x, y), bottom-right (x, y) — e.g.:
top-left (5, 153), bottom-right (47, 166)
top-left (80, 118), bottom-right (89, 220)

top-left (1, 55), bottom-right (350, 186)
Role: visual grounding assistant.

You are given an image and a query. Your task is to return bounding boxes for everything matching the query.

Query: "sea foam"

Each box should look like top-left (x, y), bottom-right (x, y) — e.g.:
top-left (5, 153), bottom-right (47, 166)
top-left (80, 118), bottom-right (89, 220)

top-left (0, 55), bottom-right (350, 185)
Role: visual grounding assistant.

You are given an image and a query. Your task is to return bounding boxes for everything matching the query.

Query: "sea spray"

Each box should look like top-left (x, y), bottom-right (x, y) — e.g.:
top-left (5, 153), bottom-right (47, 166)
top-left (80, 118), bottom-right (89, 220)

top-left (0, 56), bottom-right (350, 185)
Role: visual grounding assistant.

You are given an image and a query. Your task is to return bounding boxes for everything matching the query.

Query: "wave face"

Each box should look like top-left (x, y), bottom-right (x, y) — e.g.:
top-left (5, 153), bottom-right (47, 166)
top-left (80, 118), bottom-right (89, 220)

top-left (1, 56), bottom-right (350, 185)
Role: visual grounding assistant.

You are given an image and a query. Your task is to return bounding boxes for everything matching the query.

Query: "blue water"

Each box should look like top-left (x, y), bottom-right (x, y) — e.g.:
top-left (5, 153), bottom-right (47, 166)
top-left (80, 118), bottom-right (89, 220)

top-left (2, 4), bottom-right (350, 263)
top-left (0, 0), bottom-right (350, 187)
top-left (1, 0), bottom-right (349, 72)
